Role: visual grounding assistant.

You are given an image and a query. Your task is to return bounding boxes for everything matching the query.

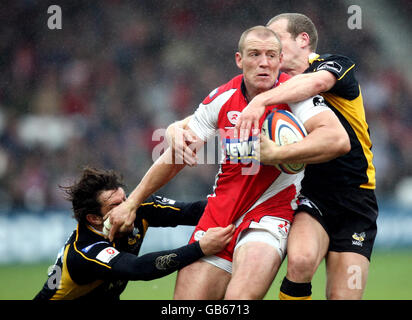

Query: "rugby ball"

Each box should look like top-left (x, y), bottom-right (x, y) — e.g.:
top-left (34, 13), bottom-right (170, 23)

top-left (261, 109), bottom-right (307, 174)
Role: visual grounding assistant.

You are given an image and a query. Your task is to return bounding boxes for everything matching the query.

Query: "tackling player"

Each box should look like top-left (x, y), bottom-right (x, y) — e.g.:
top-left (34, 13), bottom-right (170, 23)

top-left (34, 167), bottom-right (234, 300)
top-left (235, 13), bottom-right (378, 300)
top-left (105, 26), bottom-right (348, 300)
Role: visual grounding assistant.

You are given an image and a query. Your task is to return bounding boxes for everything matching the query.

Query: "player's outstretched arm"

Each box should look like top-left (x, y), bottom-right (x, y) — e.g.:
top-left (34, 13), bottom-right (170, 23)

top-left (111, 224), bottom-right (235, 281)
top-left (137, 196), bottom-right (207, 227)
top-left (105, 128), bottom-right (206, 241)
top-left (235, 70), bottom-right (336, 141)
top-left (104, 147), bottom-right (186, 241)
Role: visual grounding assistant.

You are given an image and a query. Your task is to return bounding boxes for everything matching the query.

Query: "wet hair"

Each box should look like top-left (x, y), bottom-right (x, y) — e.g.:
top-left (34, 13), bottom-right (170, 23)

top-left (267, 13), bottom-right (318, 51)
top-left (238, 25), bottom-right (282, 54)
top-left (60, 167), bottom-right (125, 224)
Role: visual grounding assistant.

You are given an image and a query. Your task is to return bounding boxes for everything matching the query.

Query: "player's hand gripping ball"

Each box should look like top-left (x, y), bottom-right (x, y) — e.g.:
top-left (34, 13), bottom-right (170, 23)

top-left (261, 109), bottom-right (307, 174)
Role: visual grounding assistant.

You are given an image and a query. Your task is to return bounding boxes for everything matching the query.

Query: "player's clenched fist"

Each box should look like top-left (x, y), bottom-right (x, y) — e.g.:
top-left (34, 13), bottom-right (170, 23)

top-left (103, 199), bottom-right (137, 241)
top-left (198, 224), bottom-right (235, 256)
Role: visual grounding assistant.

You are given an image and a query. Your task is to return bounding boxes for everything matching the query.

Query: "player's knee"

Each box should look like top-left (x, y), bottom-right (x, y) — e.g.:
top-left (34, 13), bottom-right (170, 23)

top-left (287, 252), bottom-right (317, 281)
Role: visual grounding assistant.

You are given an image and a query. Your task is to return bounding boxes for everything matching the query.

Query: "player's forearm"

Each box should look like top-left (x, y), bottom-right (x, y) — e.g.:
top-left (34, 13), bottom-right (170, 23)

top-left (267, 127), bottom-right (349, 165)
top-left (143, 200), bottom-right (207, 227)
top-left (111, 242), bottom-right (204, 281)
top-left (257, 73), bottom-right (330, 106)
top-left (127, 148), bottom-right (186, 211)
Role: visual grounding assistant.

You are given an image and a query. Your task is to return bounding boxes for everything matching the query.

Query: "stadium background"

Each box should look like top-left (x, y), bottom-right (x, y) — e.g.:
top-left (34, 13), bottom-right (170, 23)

top-left (0, 0), bottom-right (411, 299)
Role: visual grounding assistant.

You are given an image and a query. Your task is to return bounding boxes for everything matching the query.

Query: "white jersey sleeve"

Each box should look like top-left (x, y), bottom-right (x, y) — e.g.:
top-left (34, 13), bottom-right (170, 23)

top-left (289, 95), bottom-right (331, 124)
top-left (188, 88), bottom-right (237, 141)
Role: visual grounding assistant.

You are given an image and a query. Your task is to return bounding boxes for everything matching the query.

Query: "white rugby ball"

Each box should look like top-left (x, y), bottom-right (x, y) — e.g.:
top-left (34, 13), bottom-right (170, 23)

top-left (103, 219), bottom-right (112, 236)
top-left (262, 109), bottom-right (307, 174)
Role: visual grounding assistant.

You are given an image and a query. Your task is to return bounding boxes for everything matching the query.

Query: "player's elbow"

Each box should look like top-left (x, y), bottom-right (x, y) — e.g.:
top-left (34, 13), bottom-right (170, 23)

top-left (309, 71), bottom-right (336, 93)
top-left (333, 131), bottom-right (351, 156)
top-left (313, 77), bottom-right (330, 94)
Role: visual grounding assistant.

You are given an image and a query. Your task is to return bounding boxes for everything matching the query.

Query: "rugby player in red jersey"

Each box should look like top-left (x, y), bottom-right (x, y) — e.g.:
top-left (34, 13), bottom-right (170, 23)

top-left (106, 26), bottom-right (348, 299)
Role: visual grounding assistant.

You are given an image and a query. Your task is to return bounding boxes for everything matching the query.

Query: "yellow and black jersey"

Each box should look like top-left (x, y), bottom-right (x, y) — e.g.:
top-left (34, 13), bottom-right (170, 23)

top-left (34, 196), bottom-right (207, 300)
top-left (302, 53), bottom-right (376, 191)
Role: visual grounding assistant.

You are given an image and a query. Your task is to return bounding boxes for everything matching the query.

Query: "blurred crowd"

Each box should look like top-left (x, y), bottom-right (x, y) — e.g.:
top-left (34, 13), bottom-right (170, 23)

top-left (0, 0), bottom-right (411, 212)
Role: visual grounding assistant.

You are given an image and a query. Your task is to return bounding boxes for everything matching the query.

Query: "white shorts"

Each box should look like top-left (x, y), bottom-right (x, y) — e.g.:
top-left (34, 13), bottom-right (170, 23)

top-left (201, 216), bottom-right (290, 274)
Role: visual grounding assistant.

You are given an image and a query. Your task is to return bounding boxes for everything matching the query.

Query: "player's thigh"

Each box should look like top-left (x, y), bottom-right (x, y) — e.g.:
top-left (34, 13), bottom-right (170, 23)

top-left (325, 251), bottom-right (369, 300)
top-left (225, 241), bottom-right (282, 300)
top-left (286, 212), bottom-right (329, 280)
top-left (174, 259), bottom-right (231, 300)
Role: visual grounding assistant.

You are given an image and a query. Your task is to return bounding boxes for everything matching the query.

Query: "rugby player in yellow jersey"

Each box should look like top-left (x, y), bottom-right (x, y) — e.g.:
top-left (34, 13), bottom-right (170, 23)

top-left (235, 13), bottom-right (378, 300)
top-left (34, 167), bottom-right (234, 300)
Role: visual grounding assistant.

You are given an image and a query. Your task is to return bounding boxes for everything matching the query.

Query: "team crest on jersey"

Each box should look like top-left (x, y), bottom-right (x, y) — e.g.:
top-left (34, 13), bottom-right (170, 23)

top-left (227, 111), bottom-right (241, 125)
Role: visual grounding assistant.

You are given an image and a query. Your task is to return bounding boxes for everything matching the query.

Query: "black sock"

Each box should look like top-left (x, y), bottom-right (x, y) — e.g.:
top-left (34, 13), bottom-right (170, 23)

top-left (279, 277), bottom-right (312, 300)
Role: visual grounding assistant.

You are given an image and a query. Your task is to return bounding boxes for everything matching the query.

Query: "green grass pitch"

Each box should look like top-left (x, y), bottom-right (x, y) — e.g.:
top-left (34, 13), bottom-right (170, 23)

top-left (0, 250), bottom-right (411, 300)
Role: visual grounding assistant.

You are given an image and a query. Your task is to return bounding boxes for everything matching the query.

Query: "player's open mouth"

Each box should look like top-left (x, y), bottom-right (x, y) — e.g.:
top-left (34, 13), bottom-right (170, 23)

top-left (257, 73), bottom-right (270, 78)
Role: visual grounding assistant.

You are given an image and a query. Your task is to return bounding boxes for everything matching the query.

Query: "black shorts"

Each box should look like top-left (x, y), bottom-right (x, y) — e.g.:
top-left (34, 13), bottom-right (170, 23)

top-left (296, 188), bottom-right (378, 261)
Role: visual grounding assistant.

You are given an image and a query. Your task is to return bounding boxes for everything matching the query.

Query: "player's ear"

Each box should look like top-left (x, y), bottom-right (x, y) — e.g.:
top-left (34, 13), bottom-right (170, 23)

top-left (235, 52), bottom-right (243, 69)
top-left (86, 213), bottom-right (103, 226)
top-left (297, 32), bottom-right (310, 49)
top-left (279, 51), bottom-right (283, 64)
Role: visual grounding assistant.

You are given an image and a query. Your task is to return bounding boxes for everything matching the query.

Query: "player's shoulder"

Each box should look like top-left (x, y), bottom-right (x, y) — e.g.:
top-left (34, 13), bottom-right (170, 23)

top-left (70, 224), bottom-right (115, 261)
top-left (309, 53), bottom-right (359, 99)
top-left (309, 53), bottom-right (356, 75)
top-left (201, 74), bottom-right (242, 105)
top-left (70, 238), bottom-right (120, 273)
top-left (314, 53), bottom-right (355, 64)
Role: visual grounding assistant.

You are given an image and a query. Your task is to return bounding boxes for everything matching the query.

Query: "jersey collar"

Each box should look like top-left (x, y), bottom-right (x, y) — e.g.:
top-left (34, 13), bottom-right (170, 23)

top-left (308, 52), bottom-right (320, 64)
top-left (86, 224), bottom-right (106, 238)
top-left (241, 73), bottom-right (281, 103)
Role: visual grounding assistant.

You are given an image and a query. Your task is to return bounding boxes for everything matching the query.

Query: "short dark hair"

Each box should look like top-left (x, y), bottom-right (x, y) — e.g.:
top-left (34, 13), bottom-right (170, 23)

top-left (60, 167), bottom-right (125, 224)
top-left (267, 13), bottom-right (318, 51)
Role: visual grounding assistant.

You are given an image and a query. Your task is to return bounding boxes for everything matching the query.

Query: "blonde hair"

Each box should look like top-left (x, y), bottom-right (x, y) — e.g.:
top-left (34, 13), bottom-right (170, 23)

top-left (238, 25), bottom-right (282, 54)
